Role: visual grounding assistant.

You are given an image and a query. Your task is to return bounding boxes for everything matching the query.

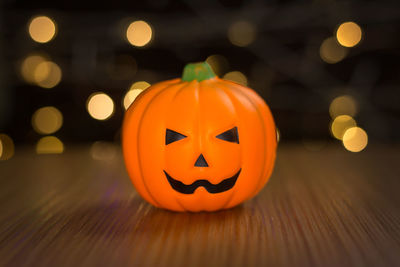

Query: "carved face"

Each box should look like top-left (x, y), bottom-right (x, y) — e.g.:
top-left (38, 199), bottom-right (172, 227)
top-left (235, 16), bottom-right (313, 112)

top-left (123, 64), bottom-right (277, 212)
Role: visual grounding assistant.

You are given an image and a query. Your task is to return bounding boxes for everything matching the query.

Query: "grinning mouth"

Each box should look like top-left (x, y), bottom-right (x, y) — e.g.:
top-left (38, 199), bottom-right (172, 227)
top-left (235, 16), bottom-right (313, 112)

top-left (163, 169), bottom-right (241, 194)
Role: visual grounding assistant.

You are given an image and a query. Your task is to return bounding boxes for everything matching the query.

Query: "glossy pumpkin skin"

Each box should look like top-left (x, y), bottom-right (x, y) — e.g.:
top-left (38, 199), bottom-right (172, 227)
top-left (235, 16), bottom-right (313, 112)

top-left (122, 63), bottom-right (277, 212)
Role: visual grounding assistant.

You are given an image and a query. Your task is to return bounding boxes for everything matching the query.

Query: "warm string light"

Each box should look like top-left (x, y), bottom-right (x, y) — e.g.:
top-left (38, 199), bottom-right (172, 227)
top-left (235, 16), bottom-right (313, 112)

top-left (36, 136), bottom-right (64, 154)
top-left (320, 37), bottom-right (348, 64)
top-left (223, 71), bottom-right (248, 86)
top-left (228, 21), bottom-right (257, 47)
top-left (87, 92), bottom-right (115, 120)
top-left (328, 96), bottom-right (368, 152)
top-left (336, 22), bottom-right (362, 48)
top-left (126, 20), bottom-right (153, 47)
top-left (0, 134), bottom-right (15, 160)
top-left (206, 55), bottom-right (229, 76)
top-left (28, 16), bottom-right (57, 43)
top-left (32, 106), bottom-right (63, 134)
top-left (329, 95), bottom-right (358, 119)
top-left (342, 127), bottom-right (368, 152)
top-left (20, 54), bottom-right (62, 88)
top-left (123, 81), bottom-right (150, 110)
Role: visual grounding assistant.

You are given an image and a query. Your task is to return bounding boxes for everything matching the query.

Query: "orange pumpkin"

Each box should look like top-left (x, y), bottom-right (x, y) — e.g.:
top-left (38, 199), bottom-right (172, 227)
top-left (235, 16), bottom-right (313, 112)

top-left (122, 62), bottom-right (277, 212)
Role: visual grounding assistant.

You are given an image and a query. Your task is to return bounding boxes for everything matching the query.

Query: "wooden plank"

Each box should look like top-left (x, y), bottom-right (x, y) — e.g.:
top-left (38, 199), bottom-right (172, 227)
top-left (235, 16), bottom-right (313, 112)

top-left (0, 144), bottom-right (399, 267)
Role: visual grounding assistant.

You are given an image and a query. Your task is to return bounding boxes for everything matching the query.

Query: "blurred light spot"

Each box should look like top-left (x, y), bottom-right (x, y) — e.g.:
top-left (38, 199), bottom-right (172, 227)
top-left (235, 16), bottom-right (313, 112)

top-left (32, 106), bottom-right (63, 135)
top-left (206, 55), bottom-right (229, 76)
top-left (90, 141), bottom-right (117, 161)
top-left (342, 127), bottom-right (368, 152)
top-left (223, 71), bottom-right (247, 86)
top-left (228, 21), bottom-right (257, 47)
top-left (336, 22), bottom-right (362, 48)
top-left (123, 81), bottom-right (150, 110)
top-left (36, 136), bottom-right (64, 154)
top-left (320, 37), bottom-right (348, 64)
top-left (329, 95), bottom-right (358, 119)
top-left (87, 92), bottom-right (114, 120)
top-left (276, 128), bottom-right (280, 143)
top-left (330, 115), bottom-right (356, 140)
top-left (0, 134), bottom-right (14, 160)
top-left (21, 54), bottom-right (48, 84)
top-left (28, 16), bottom-right (57, 43)
top-left (130, 81), bottom-right (151, 91)
top-left (34, 61), bottom-right (62, 88)
top-left (126, 20), bottom-right (152, 47)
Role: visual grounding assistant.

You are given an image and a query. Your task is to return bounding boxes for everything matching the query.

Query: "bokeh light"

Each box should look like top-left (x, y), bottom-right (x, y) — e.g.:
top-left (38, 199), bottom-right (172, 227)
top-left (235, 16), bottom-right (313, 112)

top-left (21, 54), bottom-right (48, 84)
top-left (32, 106), bottom-right (63, 135)
top-left (0, 134), bottom-right (14, 160)
top-left (329, 95), bottom-right (358, 119)
top-left (227, 21), bottom-right (257, 47)
top-left (342, 127), bottom-right (368, 152)
top-left (223, 71), bottom-right (248, 86)
top-left (28, 16), bottom-right (57, 43)
top-left (276, 128), bottom-right (280, 143)
top-left (320, 37), bottom-right (348, 64)
top-left (123, 81), bottom-right (150, 110)
top-left (90, 141), bottom-right (118, 161)
top-left (206, 55), bottom-right (229, 76)
top-left (36, 136), bottom-right (64, 154)
top-left (34, 61), bottom-right (62, 88)
top-left (336, 22), bottom-right (362, 48)
top-left (126, 20), bottom-right (153, 47)
top-left (87, 92), bottom-right (115, 120)
top-left (330, 115), bottom-right (356, 140)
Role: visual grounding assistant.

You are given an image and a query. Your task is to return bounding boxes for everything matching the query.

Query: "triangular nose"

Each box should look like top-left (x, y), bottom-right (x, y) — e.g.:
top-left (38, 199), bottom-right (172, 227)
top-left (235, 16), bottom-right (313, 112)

top-left (194, 154), bottom-right (209, 167)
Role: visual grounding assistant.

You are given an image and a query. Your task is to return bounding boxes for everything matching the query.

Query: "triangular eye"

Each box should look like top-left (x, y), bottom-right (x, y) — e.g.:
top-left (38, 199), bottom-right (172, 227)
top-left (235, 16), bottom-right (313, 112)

top-left (166, 129), bottom-right (187, 145)
top-left (216, 127), bottom-right (239, 144)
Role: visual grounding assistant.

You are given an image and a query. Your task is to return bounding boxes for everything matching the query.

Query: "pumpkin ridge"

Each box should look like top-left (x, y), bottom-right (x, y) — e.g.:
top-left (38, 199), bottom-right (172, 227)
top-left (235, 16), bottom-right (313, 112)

top-left (137, 82), bottom-right (187, 209)
top-left (217, 81), bottom-right (268, 205)
top-left (221, 81), bottom-right (275, 196)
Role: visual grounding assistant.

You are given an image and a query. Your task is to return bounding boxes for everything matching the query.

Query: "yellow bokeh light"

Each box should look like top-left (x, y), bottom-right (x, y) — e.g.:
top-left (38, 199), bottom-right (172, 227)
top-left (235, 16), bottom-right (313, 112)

top-left (320, 37), bottom-right (348, 64)
top-left (126, 20), bottom-right (152, 47)
top-left (21, 54), bottom-right (48, 84)
top-left (87, 92), bottom-right (115, 120)
top-left (223, 71), bottom-right (248, 86)
top-left (206, 55), bottom-right (229, 76)
top-left (123, 81), bottom-right (150, 110)
top-left (330, 115), bottom-right (356, 140)
top-left (342, 127), bottom-right (368, 152)
top-left (32, 106), bottom-right (63, 135)
top-left (0, 134), bottom-right (15, 160)
top-left (34, 61), bottom-right (62, 88)
top-left (336, 22), bottom-right (362, 48)
top-left (28, 16), bottom-right (57, 43)
top-left (329, 95), bottom-right (358, 119)
top-left (90, 141), bottom-right (117, 161)
top-left (36, 136), bottom-right (64, 154)
top-left (124, 89), bottom-right (144, 110)
top-left (228, 21), bottom-right (257, 47)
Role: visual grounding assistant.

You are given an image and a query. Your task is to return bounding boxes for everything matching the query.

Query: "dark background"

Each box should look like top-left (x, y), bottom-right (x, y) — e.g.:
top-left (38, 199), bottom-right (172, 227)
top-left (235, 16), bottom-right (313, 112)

top-left (1, 0), bottom-right (399, 149)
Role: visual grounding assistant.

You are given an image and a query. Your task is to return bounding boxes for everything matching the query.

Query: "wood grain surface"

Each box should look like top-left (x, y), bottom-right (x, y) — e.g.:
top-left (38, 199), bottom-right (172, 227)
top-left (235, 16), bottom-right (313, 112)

top-left (0, 144), bottom-right (399, 267)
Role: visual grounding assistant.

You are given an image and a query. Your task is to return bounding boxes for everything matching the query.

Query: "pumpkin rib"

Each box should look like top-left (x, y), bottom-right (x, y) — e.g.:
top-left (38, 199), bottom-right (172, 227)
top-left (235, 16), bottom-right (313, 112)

top-left (171, 80), bottom-right (201, 211)
top-left (123, 83), bottom-right (168, 208)
top-left (224, 81), bottom-right (277, 195)
top-left (208, 81), bottom-right (242, 210)
top-left (216, 80), bottom-right (268, 207)
top-left (137, 81), bottom-right (187, 209)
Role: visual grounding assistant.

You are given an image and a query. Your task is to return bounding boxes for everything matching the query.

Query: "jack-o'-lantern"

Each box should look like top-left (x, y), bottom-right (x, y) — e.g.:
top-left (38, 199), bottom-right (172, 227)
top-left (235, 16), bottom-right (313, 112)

top-left (122, 62), bottom-right (277, 212)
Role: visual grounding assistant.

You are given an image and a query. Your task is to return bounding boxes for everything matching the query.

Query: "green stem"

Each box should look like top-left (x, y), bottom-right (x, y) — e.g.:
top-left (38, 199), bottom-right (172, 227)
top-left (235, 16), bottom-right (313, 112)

top-left (181, 62), bottom-right (216, 82)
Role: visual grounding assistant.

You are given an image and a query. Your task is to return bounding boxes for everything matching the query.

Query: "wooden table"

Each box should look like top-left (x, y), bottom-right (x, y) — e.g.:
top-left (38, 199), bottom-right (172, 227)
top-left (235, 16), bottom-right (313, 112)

top-left (0, 144), bottom-right (399, 267)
